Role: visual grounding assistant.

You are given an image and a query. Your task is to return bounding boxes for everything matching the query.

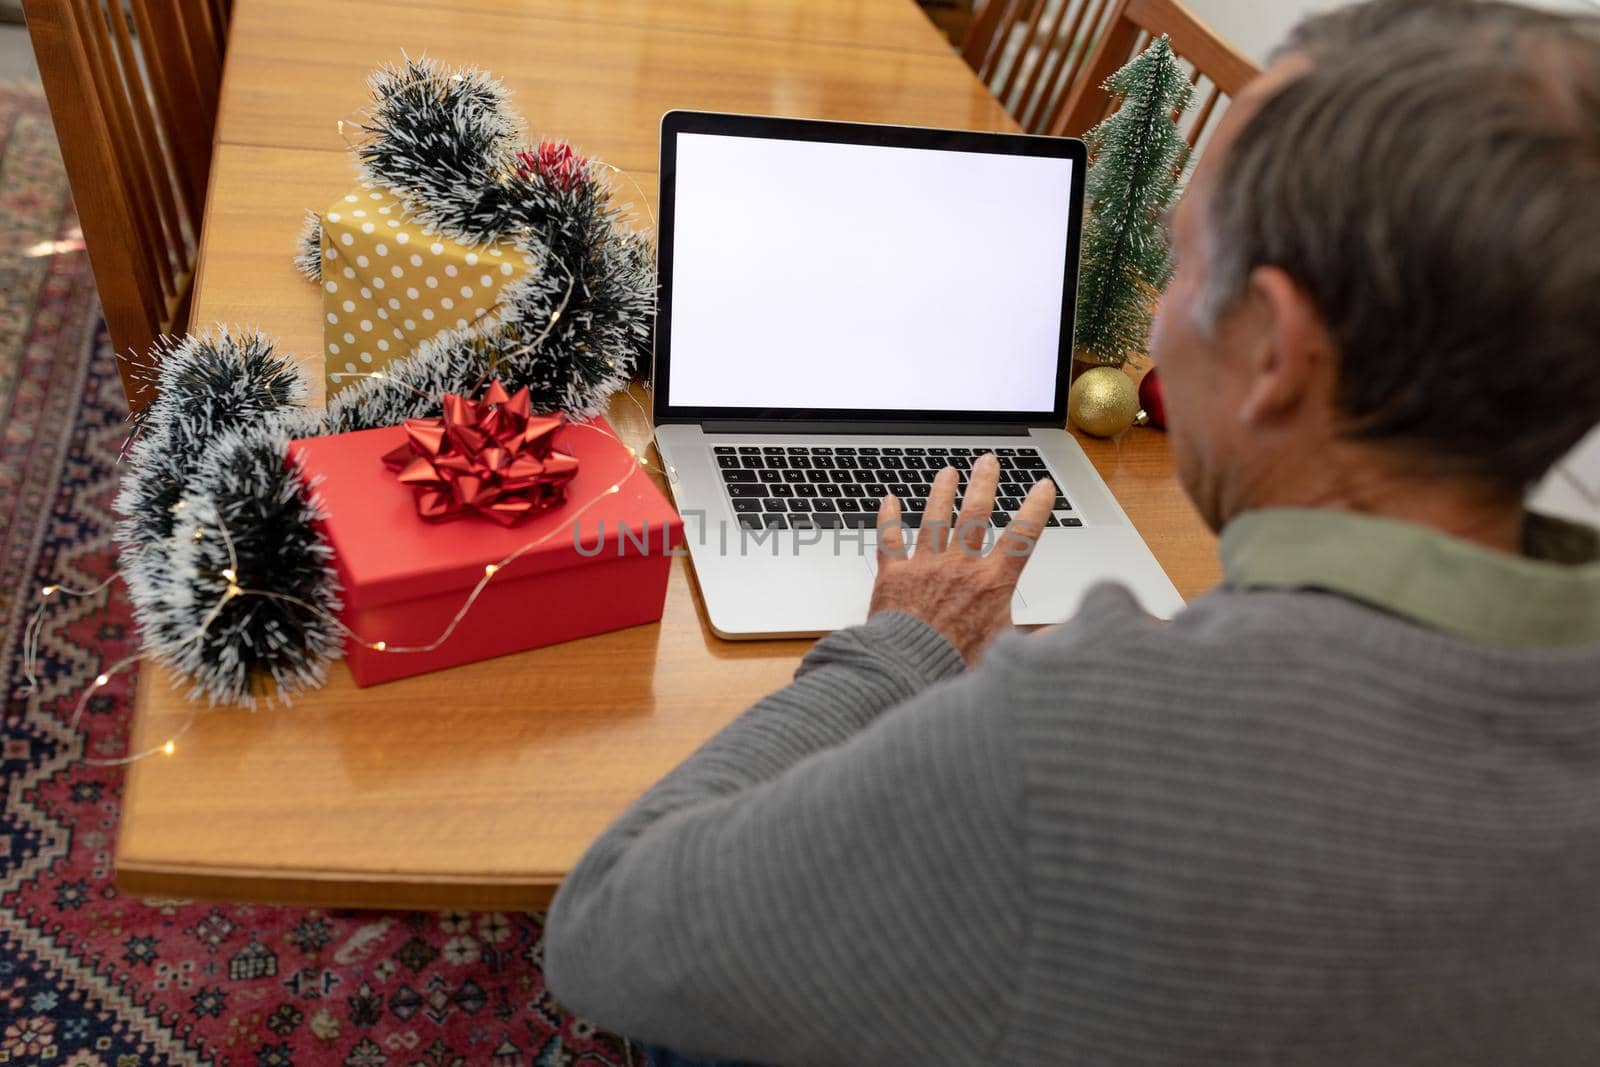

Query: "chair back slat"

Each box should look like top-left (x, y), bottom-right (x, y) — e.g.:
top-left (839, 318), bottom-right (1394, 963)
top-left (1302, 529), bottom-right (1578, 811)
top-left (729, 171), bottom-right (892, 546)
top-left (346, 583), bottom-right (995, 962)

top-left (206, 0), bottom-right (233, 50)
top-left (178, 1), bottom-right (225, 101)
top-left (964, 0), bottom-right (1121, 135)
top-left (994, 0), bottom-right (1050, 108)
top-left (1049, 0), bottom-right (1258, 138)
top-left (135, 0), bottom-right (221, 136)
top-left (961, 0), bottom-right (1020, 81)
top-left (25, 0), bottom-right (225, 409)
top-left (1189, 83), bottom-right (1222, 148)
top-left (70, 0), bottom-right (174, 304)
top-left (963, 0), bottom-right (1259, 141)
top-left (103, 0), bottom-right (191, 262)
top-left (127, 0), bottom-right (211, 218)
top-left (1017, 0), bottom-right (1112, 133)
top-left (1011, 0), bottom-right (1075, 129)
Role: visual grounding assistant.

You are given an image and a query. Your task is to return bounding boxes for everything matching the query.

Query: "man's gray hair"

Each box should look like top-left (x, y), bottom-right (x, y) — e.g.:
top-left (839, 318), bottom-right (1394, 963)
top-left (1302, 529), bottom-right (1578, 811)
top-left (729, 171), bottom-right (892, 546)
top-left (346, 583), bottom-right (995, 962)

top-left (1200, 0), bottom-right (1600, 487)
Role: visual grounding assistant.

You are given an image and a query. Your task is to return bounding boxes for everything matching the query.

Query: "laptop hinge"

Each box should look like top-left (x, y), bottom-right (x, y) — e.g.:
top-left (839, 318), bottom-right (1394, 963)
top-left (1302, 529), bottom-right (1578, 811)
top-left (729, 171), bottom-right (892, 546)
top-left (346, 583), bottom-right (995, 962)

top-left (700, 420), bottom-right (1035, 436)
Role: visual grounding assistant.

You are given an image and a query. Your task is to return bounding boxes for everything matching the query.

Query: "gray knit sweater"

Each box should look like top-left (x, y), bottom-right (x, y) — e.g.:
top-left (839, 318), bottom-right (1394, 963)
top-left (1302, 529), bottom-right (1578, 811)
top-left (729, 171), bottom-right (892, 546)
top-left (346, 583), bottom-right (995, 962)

top-left (545, 520), bottom-right (1600, 1065)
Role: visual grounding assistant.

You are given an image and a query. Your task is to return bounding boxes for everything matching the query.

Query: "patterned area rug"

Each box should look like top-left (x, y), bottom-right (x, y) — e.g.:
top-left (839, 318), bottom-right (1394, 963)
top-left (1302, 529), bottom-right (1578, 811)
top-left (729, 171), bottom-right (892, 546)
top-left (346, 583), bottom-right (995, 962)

top-left (0, 83), bottom-right (640, 1067)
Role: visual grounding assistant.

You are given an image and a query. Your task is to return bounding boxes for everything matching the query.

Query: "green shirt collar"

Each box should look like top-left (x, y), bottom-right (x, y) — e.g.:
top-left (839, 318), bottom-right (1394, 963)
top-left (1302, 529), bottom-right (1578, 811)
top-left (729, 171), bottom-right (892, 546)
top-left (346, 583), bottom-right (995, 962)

top-left (1220, 509), bottom-right (1600, 648)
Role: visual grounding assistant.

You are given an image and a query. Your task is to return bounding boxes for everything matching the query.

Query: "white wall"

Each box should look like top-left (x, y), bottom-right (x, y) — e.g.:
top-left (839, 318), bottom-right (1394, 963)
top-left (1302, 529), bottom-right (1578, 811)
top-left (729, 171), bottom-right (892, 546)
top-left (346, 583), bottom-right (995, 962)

top-left (1531, 428), bottom-right (1600, 528)
top-left (1183, 0), bottom-right (1341, 63)
top-left (1187, 0), bottom-right (1600, 525)
top-left (1187, 0), bottom-right (1600, 63)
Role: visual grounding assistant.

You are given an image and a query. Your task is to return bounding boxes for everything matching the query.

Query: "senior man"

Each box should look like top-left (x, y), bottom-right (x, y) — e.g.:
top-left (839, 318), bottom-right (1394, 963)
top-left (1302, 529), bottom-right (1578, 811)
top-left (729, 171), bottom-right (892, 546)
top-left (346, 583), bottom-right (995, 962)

top-left (546, 1), bottom-right (1600, 1063)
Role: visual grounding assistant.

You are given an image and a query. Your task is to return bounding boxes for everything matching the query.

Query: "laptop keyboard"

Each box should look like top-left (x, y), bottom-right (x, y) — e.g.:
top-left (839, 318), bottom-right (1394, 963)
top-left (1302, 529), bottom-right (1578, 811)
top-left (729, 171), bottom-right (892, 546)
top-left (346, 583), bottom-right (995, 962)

top-left (711, 444), bottom-right (1082, 532)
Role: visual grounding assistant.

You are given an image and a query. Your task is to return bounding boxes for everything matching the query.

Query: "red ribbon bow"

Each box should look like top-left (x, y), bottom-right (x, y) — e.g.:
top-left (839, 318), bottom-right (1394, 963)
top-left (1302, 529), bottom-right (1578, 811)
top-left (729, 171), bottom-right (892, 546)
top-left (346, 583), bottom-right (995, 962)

top-left (382, 381), bottom-right (580, 526)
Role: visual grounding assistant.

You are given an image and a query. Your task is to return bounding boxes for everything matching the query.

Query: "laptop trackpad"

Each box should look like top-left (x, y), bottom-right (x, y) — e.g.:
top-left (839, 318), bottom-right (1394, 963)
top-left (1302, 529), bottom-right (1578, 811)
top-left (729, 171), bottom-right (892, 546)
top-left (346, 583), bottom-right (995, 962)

top-left (695, 538), bottom-right (874, 637)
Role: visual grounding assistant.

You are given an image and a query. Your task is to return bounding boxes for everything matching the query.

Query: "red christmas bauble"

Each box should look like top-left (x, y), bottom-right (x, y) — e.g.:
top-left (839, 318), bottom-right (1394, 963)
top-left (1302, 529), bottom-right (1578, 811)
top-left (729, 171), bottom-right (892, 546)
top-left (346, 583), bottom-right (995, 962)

top-left (1138, 368), bottom-right (1166, 430)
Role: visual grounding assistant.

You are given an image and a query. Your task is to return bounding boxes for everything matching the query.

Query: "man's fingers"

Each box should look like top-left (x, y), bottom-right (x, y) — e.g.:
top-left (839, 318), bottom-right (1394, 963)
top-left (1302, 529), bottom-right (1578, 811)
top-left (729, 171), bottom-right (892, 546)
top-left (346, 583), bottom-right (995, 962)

top-left (918, 466), bottom-right (959, 555)
top-left (991, 478), bottom-right (1055, 577)
top-left (876, 493), bottom-right (907, 562)
top-left (955, 453), bottom-right (1001, 554)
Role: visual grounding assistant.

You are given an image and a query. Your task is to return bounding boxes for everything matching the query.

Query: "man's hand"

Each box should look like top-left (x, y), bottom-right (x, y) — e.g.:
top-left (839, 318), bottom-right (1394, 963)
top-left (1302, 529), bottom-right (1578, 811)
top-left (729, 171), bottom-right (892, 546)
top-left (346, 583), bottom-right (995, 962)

top-left (869, 453), bottom-right (1056, 664)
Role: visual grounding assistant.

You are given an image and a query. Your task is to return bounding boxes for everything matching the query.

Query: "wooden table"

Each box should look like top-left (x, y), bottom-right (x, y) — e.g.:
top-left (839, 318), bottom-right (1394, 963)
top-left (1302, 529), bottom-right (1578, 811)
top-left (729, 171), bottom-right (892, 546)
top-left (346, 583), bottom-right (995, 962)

top-left (118, 0), bottom-right (1220, 910)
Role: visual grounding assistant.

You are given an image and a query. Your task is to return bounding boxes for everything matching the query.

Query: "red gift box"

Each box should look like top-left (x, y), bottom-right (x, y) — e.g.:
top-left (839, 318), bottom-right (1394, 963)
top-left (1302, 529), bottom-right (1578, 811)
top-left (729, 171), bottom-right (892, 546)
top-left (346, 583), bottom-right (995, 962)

top-left (287, 417), bottom-right (682, 687)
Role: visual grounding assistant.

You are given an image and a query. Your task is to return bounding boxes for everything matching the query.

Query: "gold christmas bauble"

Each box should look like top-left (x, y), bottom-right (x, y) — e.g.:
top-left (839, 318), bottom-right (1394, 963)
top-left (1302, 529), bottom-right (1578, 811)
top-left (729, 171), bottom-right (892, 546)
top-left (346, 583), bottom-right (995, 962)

top-left (1069, 367), bottom-right (1140, 437)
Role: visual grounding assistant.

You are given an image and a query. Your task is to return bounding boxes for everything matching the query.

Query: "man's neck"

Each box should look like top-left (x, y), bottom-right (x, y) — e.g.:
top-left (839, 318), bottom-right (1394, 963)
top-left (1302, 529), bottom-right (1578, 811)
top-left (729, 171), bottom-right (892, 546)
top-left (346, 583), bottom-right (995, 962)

top-left (1235, 444), bottom-right (1527, 556)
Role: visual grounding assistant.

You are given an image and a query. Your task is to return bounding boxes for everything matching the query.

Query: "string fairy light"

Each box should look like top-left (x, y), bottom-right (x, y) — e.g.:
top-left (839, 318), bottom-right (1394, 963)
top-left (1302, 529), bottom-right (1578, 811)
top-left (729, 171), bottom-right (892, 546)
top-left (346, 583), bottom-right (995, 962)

top-left (20, 575), bottom-right (118, 695)
top-left (325, 368), bottom-right (438, 397)
top-left (324, 267), bottom-right (581, 400)
top-left (619, 382), bottom-right (653, 437)
top-left (24, 415), bottom-right (651, 768)
top-left (596, 160), bottom-right (659, 235)
top-left (499, 261), bottom-right (578, 374)
top-left (25, 560), bottom-right (241, 767)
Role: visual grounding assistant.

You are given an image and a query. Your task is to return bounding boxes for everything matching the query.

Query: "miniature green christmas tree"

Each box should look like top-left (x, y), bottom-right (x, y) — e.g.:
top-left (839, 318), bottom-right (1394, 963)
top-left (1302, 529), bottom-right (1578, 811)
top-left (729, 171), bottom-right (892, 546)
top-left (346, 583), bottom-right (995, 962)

top-left (1073, 35), bottom-right (1194, 367)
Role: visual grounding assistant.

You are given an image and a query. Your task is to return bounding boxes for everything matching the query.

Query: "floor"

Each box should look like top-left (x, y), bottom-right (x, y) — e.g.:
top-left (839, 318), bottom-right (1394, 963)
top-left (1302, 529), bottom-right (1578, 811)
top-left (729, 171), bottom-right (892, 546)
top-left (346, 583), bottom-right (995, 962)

top-left (0, 22), bottom-right (37, 83)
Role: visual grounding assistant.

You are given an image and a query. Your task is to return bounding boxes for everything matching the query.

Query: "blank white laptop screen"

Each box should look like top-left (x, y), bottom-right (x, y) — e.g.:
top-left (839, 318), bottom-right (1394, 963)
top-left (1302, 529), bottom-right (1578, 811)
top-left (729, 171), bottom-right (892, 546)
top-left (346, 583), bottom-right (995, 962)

top-left (666, 132), bottom-right (1077, 413)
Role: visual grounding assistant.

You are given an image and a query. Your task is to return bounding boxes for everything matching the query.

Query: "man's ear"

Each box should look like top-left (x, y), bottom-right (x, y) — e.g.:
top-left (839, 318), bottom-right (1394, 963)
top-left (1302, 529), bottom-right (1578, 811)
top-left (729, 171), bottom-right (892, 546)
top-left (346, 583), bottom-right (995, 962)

top-left (1237, 266), bottom-right (1335, 427)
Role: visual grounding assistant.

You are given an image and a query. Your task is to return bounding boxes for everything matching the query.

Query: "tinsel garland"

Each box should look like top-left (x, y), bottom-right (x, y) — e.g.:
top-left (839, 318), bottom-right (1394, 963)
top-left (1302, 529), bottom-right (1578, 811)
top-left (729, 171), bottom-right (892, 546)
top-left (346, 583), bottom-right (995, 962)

top-left (113, 58), bottom-right (655, 706)
top-left (356, 58), bottom-right (523, 245)
top-left (293, 211), bottom-right (323, 283)
top-left (152, 416), bottom-right (344, 704)
top-left (117, 331), bottom-right (308, 553)
top-left (115, 334), bottom-right (339, 706)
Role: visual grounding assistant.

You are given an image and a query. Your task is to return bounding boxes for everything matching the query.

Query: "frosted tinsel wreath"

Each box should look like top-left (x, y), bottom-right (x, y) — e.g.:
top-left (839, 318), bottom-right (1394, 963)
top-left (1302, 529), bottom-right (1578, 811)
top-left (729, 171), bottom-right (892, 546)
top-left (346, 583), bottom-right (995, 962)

top-left (112, 58), bottom-right (654, 706)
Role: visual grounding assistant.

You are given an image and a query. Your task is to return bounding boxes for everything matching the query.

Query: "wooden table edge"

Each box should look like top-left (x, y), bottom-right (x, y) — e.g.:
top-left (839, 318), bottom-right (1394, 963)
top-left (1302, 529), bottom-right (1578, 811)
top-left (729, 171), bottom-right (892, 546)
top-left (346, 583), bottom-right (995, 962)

top-left (114, 858), bottom-right (562, 912)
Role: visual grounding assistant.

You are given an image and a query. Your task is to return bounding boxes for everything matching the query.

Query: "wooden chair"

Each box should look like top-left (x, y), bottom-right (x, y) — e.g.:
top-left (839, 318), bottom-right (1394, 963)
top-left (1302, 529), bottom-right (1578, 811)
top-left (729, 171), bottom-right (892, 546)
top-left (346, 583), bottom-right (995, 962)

top-left (961, 0), bottom-right (1258, 147)
top-left (917, 0), bottom-right (978, 47)
top-left (24, 0), bottom-right (231, 409)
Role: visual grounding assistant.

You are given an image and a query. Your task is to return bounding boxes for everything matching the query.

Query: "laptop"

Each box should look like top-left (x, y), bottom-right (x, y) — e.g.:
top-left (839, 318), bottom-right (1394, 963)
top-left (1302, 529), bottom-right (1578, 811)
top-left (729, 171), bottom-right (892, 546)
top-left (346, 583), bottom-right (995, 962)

top-left (651, 111), bottom-right (1184, 638)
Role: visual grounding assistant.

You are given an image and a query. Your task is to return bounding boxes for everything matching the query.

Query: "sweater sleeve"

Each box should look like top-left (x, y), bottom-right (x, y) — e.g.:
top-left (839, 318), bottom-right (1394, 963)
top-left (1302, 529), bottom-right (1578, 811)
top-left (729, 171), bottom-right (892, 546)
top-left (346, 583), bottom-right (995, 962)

top-left (542, 611), bottom-right (1029, 1065)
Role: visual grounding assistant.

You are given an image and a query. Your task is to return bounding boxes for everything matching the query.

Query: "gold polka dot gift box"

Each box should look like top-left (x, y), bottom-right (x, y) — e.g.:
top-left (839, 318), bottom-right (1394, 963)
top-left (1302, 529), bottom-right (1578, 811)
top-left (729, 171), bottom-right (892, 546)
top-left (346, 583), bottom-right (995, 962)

top-left (317, 185), bottom-right (535, 398)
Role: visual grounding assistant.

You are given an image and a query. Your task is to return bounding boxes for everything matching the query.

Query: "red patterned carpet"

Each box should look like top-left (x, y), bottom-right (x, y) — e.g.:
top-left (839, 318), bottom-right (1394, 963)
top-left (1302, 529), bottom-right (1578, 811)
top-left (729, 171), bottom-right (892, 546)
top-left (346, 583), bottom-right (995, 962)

top-left (0, 83), bottom-right (640, 1067)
